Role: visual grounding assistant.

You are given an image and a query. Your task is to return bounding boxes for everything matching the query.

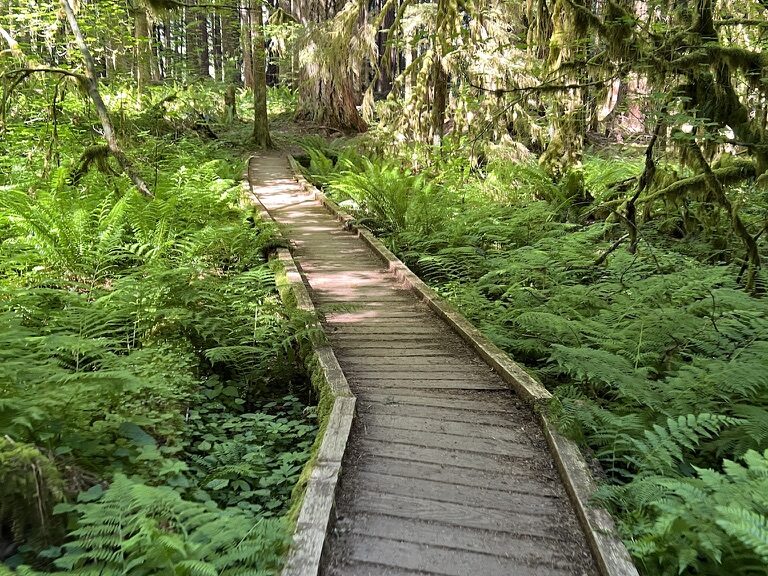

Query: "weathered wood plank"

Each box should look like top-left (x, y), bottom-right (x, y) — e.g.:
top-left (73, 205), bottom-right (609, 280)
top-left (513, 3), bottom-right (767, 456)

top-left (316, 397), bottom-right (356, 464)
top-left (317, 298), bottom-right (420, 306)
top-left (323, 312), bottom-right (433, 322)
top-left (337, 356), bottom-right (483, 368)
top-left (330, 346), bottom-right (456, 355)
top-left (344, 379), bottom-right (506, 391)
top-left (353, 471), bottom-right (560, 513)
top-left (353, 456), bottom-right (559, 493)
top-left (342, 493), bottom-right (562, 538)
top-left (356, 413), bottom-right (529, 443)
top-left (354, 439), bottom-right (537, 472)
top-left (343, 370), bottom-right (496, 381)
top-left (326, 326), bottom-right (445, 336)
top-left (281, 463), bottom-right (340, 576)
top-left (343, 537), bottom-right (574, 576)
top-left (339, 514), bottom-right (576, 566)
top-left (325, 561), bottom-right (432, 576)
top-left (355, 391), bottom-right (516, 412)
top-left (356, 400), bottom-right (521, 425)
top-left (359, 426), bottom-right (538, 458)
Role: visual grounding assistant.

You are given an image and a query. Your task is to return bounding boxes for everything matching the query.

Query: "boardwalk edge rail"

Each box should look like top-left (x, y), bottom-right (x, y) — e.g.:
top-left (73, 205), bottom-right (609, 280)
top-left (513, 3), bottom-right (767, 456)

top-left (287, 156), bottom-right (639, 576)
top-left (245, 161), bottom-right (355, 576)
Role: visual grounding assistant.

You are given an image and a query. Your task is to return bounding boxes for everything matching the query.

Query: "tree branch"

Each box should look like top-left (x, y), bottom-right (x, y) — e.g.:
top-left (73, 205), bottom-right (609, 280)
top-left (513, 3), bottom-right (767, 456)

top-left (0, 25), bottom-right (24, 59)
top-left (643, 160), bottom-right (756, 204)
top-left (594, 234), bottom-right (630, 266)
top-left (2, 67), bottom-right (85, 81)
top-left (60, 0), bottom-right (153, 198)
top-left (466, 77), bottom-right (613, 95)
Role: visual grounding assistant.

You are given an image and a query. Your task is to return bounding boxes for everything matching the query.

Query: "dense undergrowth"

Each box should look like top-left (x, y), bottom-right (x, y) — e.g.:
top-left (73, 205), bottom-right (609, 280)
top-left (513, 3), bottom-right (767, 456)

top-left (302, 141), bottom-right (768, 575)
top-left (0, 83), bottom-right (316, 575)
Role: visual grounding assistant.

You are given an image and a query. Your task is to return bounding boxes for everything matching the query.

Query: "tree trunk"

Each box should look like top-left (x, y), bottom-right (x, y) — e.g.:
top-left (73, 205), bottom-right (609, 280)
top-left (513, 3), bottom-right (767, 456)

top-left (266, 0), bottom-right (279, 86)
top-left (225, 83), bottom-right (237, 122)
top-left (241, 2), bottom-right (254, 89)
top-left (162, 16), bottom-right (174, 78)
top-left (199, 12), bottom-right (210, 77)
top-left (134, 8), bottom-right (152, 93)
top-left (538, 0), bottom-right (586, 188)
top-left (185, 1), bottom-right (200, 78)
top-left (211, 14), bottom-right (223, 80)
top-left (375, 2), bottom-right (395, 96)
top-left (292, 1), bottom-right (367, 132)
top-left (153, 22), bottom-right (164, 80)
top-left (221, 7), bottom-right (241, 84)
top-left (250, 0), bottom-right (272, 147)
top-left (60, 0), bottom-right (153, 198)
top-left (430, 55), bottom-right (447, 147)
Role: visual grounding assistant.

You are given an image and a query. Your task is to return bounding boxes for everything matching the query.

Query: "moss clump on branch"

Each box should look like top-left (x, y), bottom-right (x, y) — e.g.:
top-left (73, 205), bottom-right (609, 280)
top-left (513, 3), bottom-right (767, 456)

top-left (644, 160), bottom-right (756, 203)
top-left (68, 144), bottom-right (115, 186)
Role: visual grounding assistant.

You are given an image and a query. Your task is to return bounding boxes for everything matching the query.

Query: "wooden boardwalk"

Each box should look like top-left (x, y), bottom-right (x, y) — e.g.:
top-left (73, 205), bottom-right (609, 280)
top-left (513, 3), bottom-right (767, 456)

top-left (250, 154), bottom-right (597, 576)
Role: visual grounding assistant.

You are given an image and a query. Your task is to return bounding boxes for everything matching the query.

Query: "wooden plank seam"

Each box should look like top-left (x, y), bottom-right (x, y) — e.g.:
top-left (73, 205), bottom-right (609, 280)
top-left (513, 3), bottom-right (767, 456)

top-left (286, 155), bottom-right (639, 576)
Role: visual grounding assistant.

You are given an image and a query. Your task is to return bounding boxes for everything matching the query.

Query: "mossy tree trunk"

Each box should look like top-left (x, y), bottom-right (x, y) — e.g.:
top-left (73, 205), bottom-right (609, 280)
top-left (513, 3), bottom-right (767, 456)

top-left (291, 0), bottom-right (367, 132)
top-left (59, 0), bottom-right (153, 198)
top-left (539, 0), bottom-right (587, 194)
top-left (134, 8), bottom-right (152, 93)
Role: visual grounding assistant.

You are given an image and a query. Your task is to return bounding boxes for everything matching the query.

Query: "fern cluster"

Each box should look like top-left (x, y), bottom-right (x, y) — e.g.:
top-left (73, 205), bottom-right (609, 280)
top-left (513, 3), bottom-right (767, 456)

top-left (1, 89), bottom-right (318, 573)
top-left (19, 474), bottom-right (288, 576)
top-left (306, 147), bottom-right (768, 574)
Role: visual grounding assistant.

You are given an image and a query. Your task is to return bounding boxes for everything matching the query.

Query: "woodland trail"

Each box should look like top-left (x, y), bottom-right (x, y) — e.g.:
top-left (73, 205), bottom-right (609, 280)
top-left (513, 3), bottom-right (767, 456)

top-left (249, 153), bottom-right (597, 576)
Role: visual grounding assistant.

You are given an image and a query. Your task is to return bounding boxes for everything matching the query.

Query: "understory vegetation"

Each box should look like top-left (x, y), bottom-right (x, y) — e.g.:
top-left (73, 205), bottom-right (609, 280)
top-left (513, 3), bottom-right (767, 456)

top-left (0, 82), bottom-right (317, 574)
top-left (302, 142), bottom-right (768, 575)
top-left (5, 0), bottom-right (768, 572)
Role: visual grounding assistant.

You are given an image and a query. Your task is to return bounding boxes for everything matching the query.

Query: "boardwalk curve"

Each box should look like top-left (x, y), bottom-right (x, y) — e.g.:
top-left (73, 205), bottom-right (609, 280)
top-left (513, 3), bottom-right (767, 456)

top-left (248, 153), bottom-right (633, 576)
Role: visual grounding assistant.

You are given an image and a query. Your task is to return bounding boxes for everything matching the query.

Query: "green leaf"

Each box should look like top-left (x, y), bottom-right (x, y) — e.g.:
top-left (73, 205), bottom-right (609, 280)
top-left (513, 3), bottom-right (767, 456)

top-left (205, 478), bottom-right (229, 490)
top-left (77, 484), bottom-right (104, 503)
top-left (118, 422), bottom-right (157, 447)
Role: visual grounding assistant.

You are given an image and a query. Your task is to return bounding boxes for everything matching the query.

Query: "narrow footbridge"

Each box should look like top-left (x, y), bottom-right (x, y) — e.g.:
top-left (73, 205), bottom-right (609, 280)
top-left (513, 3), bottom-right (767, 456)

top-left (249, 153), bottom-right (635, 576)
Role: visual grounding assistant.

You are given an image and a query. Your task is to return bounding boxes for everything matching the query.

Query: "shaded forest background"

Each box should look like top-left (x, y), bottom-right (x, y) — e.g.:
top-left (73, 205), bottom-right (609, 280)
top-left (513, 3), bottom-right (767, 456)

top-left (4, 0), bottom-right (767, 285)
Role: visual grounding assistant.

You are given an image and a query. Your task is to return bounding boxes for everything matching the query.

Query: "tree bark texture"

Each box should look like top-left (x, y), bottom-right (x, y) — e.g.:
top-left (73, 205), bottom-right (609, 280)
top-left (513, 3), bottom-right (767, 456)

top-left (250, 0), bottom-right (272, 147)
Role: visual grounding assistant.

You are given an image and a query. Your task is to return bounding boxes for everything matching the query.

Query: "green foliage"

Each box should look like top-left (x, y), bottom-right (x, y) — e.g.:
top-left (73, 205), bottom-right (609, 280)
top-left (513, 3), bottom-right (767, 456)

top-left (595, 450), bottom-right (768, 575)
top-left (37, 474), bottom-right (287, 576)
top-left (184, 393), bottom-right (316, 517)
top-left (305, 148), bottom-right (768, 574)
top-left (0, 82), bottom-right (317, 573)
top-left (327, 157), bottom-right (440, 235)
top-left (300, 147), bottom-right (449, 244)
top-left (0, 439), bottom-right (64, 551)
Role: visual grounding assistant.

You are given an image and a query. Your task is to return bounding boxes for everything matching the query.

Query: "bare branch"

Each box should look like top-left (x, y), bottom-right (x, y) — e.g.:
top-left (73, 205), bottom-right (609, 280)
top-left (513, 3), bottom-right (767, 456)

top-left (0, 25), bottom-right (24, 59)
top-left (2, 67), bottom-right (85, 81)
